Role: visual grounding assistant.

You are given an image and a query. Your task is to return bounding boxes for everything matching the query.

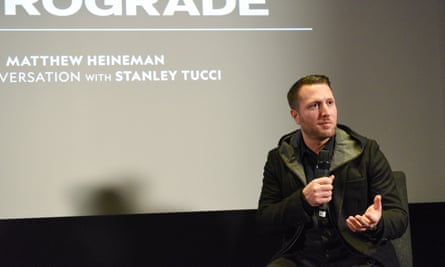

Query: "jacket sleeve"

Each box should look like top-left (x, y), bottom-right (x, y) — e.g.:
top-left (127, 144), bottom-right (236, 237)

top-left (257, 149), bottom-right (312, 234)
top-left (364, 140), bottom-right (409, 242)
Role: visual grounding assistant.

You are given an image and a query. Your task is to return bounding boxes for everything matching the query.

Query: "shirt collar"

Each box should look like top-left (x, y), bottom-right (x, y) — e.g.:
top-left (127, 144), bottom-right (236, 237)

top-left (297, 131), bottom-right (336, 160)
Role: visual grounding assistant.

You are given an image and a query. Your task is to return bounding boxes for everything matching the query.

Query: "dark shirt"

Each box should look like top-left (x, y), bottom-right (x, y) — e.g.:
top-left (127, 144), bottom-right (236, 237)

top-left (300, 135), bottom-right (335, 183)
top-left (286, 133), bottom-right (361, 265)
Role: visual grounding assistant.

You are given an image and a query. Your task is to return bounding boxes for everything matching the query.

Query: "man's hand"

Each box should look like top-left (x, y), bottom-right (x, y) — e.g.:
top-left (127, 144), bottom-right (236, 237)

top-left (346, 195), bottom-right (382, 232)
top-left (302, 175), bottom-right (335, 207)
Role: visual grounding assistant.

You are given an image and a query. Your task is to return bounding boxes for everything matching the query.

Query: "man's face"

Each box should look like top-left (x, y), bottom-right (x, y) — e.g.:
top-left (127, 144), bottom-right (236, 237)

top-left (291, 83), bottom-right (337, 142)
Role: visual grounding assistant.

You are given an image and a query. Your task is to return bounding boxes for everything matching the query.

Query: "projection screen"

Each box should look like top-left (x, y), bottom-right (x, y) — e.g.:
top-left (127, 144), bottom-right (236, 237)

top-left (1, 0), bottom-right (444, 218)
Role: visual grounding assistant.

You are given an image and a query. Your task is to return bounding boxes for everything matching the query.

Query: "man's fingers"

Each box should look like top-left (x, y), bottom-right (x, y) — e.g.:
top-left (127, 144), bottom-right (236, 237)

top-left (356, 215), bottom-right (373, 228)
top-left (347, 214), bottom-right (378, 232)
top-left (346, 216), bottom-right (366, 232)
top-left (314, 177), bottom-right (334, 185)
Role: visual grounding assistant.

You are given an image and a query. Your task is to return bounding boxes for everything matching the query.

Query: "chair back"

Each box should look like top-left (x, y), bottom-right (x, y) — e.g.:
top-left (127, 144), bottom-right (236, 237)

top-left (391, 171), bottom-right (413, 267)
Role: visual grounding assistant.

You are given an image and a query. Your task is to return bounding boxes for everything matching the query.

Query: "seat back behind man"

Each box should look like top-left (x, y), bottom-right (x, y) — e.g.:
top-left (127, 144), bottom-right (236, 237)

top-left (391, 171), bottom-right (413, 267)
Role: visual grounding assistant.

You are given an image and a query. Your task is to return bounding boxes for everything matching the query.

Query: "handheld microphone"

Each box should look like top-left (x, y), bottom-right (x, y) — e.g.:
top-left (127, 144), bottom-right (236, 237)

top-left (315, 149), bottom-right (331, 218)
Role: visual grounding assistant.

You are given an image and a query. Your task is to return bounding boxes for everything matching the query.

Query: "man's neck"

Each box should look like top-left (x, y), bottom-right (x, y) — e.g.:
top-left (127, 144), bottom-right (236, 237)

top-left (302, 135), bottom-right (331, 154)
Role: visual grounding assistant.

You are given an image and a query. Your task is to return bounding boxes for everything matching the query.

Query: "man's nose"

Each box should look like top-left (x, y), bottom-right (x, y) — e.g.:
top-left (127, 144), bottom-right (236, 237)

top-left (320, 103), bottom-right (330, 115)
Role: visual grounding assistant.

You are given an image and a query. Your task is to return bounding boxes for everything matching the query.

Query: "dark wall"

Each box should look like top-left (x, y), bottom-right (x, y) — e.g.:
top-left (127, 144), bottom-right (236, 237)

top-left (0, 203), bottom-right (443, 266)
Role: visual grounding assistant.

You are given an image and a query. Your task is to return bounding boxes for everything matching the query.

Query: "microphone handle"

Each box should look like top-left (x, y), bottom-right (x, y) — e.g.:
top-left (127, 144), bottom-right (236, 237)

top-left (316, 150), bottom-right (330, 218)
top-left (318, 167), bottom-right (329, 218)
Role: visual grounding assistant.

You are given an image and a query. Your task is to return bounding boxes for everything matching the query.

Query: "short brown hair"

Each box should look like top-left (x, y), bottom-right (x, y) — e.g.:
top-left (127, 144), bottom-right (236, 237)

top-left (287, 74), bottom-right (332, 109)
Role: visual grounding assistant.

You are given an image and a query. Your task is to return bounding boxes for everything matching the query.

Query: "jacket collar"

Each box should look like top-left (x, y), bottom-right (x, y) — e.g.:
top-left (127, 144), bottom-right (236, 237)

top-left (278, 124), bottom-right (366, 184)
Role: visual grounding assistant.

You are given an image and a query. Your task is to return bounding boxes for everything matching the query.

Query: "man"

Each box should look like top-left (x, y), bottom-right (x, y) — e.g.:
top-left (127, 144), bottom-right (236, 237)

top-left (257, 74), bottom-right (408, 266)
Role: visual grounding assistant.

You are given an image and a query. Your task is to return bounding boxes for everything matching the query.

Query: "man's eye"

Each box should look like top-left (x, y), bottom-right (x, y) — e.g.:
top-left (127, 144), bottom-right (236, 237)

top-left (310, 103), bottom-right (319, 108)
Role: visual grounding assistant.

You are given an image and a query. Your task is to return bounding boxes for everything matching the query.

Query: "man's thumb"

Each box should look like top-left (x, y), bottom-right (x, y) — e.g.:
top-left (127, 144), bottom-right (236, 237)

top-left (374, 194), bottom-right (382, 210)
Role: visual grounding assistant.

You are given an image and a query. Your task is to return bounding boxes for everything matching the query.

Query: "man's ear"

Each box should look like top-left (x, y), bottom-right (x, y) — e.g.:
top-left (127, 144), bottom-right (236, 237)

top-left (290, 109), bottom-right (300, 124)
